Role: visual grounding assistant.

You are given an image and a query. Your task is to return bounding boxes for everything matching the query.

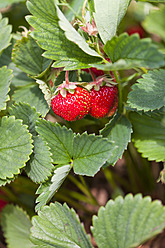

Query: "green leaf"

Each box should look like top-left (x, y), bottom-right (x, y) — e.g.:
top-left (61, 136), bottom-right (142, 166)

top-left (0, 176), bottom-right (16, 187)
top-left (0, 43), bottom-right (34, 87)
top-left (56, 5), bottom-right (101, 58)
top-left (92, 194), bottom-right (165, 248)
top-left (1, 205), bottom-right (33, 248)
top-left (0, 14), bottom-right (12, 54)
top-left (0, 0), bottom-right (25, 8)
top-left (104, 33), bottom-right (165, 69)
top-left (26, 0), bottom-right (102, 70)
top-left (0, 116), bottom-right (33, 179)
top-left (143, 6), bottom-right (165, 41)
top-left (100, 114), bottom-right (132, 165)
top-left (35, 164), bottom-right (72, 211)
top-left (25, 136), bottom-right (53, 183)
top-left (36, 119), bottom-right (74, 164)
top-left (127, 69), bottom-right (165, 112)
top-left (73, 133), bottom-right (115, 176)
top-left (36, 79), bottom-right (52, 107)
top-left (94, 0), bottom-right (130, 43)
top-left (12, 83), bottom-right (49, 116)
top-left (9, 102), bottom-right (40, 136)
top-left (129, 111), bottom-right (165, 162)
top-left (65, 0), bottom-right (84, 21)
top-left (12, 33), bottom-right (52, 77)
top-left (0, 66), bottom-right (13, 111)
top-left (31, 202), bottom-right (92, 248)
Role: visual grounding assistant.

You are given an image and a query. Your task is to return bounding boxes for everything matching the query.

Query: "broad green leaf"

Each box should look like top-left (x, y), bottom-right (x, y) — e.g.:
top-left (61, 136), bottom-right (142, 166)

top-left (35, 164), bottom-right (72, 211)
top-left (0, 0), bottom-right (25, 8)
top-left (0, 116), bottom-right (33, 179)
top-left (26, 0), bottom-right (102, 70)
top-left (129, 111), bottom-right (165, 162)
top-left (100, 114), bottom-right (132, 165)
top-left (31, 202), bottom-right (92, 248)
top-left (36, 119), bottom-right (74, 164)
top-left (0, 14), bottom-right (12, 54)
top-left (0, 66), bottom-right (13, 111)
top-left (1, 205), bottom-right (33, 248)
top-left (9, 102), bottom-right (40, 136)
top-left (73, 133), bottom-right (115, 176)
top-left (143, 7), bottom-right (165, 41)
top-left (12, 84), bottom-right (49, 116)
top-left (12, 34), bottom-right (52, 76)
top-left (0, 43), bottom-right (34, 87)
top-left (94, 0), bottom-right (130, 43)
top-left (92, 194), bottom-right (165, 248)
top-left (56, 5), bottom-right (101, 58)
top-left (127, 69), bottom-right (165, 111)
top-left (25, 136), bottom-right (53, 183)
top-left (104, 33), bottom-right (165, 69)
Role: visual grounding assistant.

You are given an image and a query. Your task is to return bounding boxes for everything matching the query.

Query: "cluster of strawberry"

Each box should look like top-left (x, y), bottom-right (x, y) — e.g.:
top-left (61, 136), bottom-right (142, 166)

top-left (51, 69), bottom-right (118, 121)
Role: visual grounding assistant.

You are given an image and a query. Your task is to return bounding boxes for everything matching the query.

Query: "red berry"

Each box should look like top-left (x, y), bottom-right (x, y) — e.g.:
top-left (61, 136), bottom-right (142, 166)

top-left (51, 87), bottom-right (91, 121)
top-left (127, 25), bottom-right (145, 38)
top-left (89, 85), bottom-right (118, 119)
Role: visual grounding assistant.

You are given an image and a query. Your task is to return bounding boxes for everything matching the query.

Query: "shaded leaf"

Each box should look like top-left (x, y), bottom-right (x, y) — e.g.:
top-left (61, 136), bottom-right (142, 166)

top-left (36, 119), bottom-right (74, 164)
top-left (1, 205), bottom-right (33, 248)
top-left (129, 110), bottom-right (165, 162)
top-left (94, 0), bottom-right (130, 43)
top-left (12, 83), bottom-right (49, 116)
top-left (127, 69), bottom-right (165, 111)
top-left (26, 0), bottom-right (102, 70)
top-left (73, 133), bottom-right (115, 176)
top-left (100, 114), bottom-right (132, 165)
top-left (12, 33), bottom-right (52, 76)
top-left (0, 66), bottom-right (13, 111)
top-left (35, 164), bottom-right (72, 211)
top-left (143, 6), bottom-right (165, 41)
top-left (0, 14), bottom-right (12, 54)
top-left (9, 102), bottom-right (40, 136)
top-left (0, 43), bottom-right (34, 87)
top-left (92, 194), bottom-right (165, 248)
top-left (0, 0), bottom-right (25, 8)
top-left (104, 33), bottom-right (165, 69)
top-left (31, 202), bottom-right (92, 248)
top-left (25, 136), bottom-right (53, 183)
top-left (0, 116), bottom-right (33, 179)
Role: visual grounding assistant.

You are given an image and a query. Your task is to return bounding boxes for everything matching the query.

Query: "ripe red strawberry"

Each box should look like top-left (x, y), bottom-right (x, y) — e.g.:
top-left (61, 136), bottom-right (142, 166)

top-left (89, 84), bottom-right (118, 119)
top-left (51, 86), bottom-right (91, 121)
top-left (127, 25), bottom-right (145, 38)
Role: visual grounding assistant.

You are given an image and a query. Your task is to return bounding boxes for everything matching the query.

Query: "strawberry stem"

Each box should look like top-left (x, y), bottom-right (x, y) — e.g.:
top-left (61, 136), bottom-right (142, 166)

top-left (113, 71), bottom-right (123, 113)
top-left (82, 0), bottom-right (88, 25)
top-left (89, 68), bottom-right (96, 81)
top-left (65, 71), bottom-right (69, 84)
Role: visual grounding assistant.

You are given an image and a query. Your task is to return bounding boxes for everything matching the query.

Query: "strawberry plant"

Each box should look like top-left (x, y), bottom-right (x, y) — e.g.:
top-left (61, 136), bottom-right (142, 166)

top-left (0, 0), bottom-right (165, 247)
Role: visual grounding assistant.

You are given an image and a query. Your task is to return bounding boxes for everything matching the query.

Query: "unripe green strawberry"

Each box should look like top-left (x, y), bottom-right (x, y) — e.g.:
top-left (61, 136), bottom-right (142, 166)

top-left (51, 86), bottom-right (91, 121)
top-left (89, 83), bottom-right (118, 119)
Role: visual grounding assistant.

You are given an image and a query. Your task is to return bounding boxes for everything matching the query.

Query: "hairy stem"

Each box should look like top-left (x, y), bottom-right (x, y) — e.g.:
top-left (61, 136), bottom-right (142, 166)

top-left (113, 71), bottom-right (123, 113)
top-left (65, 71), bottom-right (69, 84)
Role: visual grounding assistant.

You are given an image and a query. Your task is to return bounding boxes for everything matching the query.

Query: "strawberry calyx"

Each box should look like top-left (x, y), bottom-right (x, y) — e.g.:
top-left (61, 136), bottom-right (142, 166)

top-left (53, 81), bottom-right (78, 98)
top-left (89, 76), bottom-right (117, 91)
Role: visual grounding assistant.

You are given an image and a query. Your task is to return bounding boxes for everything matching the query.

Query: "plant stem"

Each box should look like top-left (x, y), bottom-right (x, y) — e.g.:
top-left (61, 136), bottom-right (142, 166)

top-left (89, 68), bottom-right (96, 81)
top-left (65, 71), bottom-right (69, 84)
top-left (82, 0), bottom-right (88, 24)
top-left (79, 175), bottom-right (99, 205)
top-left (113, 70), bottom-right (123, 113)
